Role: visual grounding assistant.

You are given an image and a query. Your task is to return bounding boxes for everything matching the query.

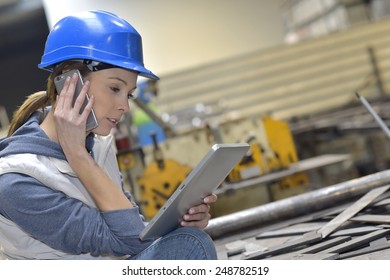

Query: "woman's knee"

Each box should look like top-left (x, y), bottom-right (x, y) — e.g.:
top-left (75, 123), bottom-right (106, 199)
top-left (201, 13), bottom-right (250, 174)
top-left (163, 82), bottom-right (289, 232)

top-left (130, 227), bottom-right (218, 260)
top-left (165, 227), bottom-right (217, 259)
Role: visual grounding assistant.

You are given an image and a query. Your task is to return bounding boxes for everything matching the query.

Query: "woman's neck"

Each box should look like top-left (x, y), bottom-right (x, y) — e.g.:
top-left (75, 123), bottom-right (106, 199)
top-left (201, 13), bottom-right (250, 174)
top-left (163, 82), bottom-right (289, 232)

top-left (39, 109), bottom-right (59, 142)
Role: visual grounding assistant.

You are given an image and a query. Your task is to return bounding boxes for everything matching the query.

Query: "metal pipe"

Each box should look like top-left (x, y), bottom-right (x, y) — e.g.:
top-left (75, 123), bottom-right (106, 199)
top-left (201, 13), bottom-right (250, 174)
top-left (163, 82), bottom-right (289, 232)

top-left (356, 92), bottom-right (390, 140)
top-left (368, 46), bottom-right (386, 98)
top-left (206, 169), bottom-right (390, 239)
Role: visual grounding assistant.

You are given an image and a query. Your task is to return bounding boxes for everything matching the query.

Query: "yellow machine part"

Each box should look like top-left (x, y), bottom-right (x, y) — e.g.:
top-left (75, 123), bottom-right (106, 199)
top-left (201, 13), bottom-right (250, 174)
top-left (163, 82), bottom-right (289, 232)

top-left (270, 172), bottom-right (310, 200)
top-left (228, 116), bottom-right (309, 192)
top-left (137, 159), bottom-right (192, 220)
top-left (228, 143), bottom-right (266, 182)
top-left (262, 116), bottom-right (298, 168)
top-left (279, 172), bottom-right (309, 189)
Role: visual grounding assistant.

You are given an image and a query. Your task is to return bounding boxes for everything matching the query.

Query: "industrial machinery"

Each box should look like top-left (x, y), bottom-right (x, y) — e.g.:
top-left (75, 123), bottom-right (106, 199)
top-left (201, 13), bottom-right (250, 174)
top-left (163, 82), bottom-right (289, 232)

top-left (116, 114), bottom-right (312, 219)
top-left (227, 116), bottom-right (309, 192)
top-left (136, 133), bottom-right (192, 220)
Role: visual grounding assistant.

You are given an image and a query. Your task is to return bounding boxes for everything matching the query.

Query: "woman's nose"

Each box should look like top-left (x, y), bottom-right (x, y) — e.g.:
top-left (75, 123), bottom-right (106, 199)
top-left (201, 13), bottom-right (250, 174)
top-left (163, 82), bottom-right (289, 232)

top-left (118, 98), bottom-right (130, 113)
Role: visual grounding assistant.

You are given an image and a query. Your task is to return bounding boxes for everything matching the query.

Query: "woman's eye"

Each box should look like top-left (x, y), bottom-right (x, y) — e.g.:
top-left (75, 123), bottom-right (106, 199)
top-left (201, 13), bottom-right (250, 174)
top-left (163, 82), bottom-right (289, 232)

top-left (110, 87), bottom-right (120, 93)
top-left (128, 93), bottom-right (135, 99)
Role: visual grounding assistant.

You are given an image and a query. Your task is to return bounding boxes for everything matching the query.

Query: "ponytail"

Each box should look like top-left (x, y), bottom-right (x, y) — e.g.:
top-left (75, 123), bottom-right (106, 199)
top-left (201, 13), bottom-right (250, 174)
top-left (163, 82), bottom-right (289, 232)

top-left (7, 61), bottom-right (91, 137)
top-left (7, 91), bottom-right (50, 136)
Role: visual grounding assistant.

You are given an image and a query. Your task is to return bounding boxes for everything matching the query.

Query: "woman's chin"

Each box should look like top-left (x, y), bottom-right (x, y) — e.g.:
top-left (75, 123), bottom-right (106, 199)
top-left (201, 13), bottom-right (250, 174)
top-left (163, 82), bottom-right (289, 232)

top-left (91, 126), bottom-right (111, 137)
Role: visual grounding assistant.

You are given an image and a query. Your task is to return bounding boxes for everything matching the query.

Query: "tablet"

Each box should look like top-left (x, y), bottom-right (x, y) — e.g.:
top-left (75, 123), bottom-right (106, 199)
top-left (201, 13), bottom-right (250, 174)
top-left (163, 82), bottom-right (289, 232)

top-left (139, 143), bottom-right (250, 240)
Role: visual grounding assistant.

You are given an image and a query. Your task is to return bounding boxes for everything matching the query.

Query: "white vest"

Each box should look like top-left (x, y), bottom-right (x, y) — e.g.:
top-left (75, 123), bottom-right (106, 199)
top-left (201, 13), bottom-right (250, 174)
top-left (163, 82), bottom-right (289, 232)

top-left (0, 135), bottom-right (122, 259)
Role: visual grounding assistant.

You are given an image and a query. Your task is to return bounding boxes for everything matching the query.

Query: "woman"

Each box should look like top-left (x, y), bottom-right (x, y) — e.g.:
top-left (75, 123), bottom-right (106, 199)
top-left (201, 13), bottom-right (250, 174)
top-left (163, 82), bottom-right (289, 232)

top-left (0, 10), bottom-right (217, 260)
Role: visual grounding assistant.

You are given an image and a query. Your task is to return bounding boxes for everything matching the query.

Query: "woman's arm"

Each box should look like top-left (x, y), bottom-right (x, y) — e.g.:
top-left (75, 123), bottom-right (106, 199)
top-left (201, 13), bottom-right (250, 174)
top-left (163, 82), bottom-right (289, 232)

top-left (65, 148), bottom-right (133, 211)
top-left (0, 174), bottom-right (151, 256)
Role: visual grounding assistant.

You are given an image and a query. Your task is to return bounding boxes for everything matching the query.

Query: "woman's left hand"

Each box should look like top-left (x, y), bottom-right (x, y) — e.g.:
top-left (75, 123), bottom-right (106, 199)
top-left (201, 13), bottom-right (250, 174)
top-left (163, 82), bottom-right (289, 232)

top-left (180, 193), bottom-right (218, 229)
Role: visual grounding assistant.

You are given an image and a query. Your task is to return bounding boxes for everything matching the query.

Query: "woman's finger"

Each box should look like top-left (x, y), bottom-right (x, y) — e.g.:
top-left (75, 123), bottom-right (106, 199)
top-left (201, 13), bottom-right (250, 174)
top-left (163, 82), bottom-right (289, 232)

top-left (203, 193), bottom-right (218, 204)
top-left (62, 73), bottom-right (79, 110)
top-left (81, 94), bottom-right (94, 121)
top-left (181, 220), bottom-right (209, 228)
top-left (55, 76), bottom-right (71, 111)
top-left (188, 203), bottom-right (210, 215)
top-left (181, 213), bottom-right (211, 228)
top-left (73, 80), bottom-right (90, 115)
top-left (183, 212), bottom-right (209, 222)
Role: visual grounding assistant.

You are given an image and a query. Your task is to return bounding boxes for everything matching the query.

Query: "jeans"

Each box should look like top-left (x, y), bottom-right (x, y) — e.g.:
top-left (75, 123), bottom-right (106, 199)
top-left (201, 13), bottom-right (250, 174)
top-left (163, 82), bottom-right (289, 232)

top-left (129, 227), bottom-right (217, 260)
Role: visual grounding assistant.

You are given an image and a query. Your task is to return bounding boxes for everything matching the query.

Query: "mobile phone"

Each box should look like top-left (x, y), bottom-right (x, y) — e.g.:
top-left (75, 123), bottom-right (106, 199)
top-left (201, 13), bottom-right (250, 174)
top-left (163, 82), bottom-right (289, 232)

top-left (54, 69), bottom-right (98, 131)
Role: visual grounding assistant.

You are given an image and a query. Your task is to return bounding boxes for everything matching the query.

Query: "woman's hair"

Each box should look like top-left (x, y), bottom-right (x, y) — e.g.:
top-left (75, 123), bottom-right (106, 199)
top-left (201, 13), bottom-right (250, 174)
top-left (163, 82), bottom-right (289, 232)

top-left (7, 61), bottom-right (91, 136)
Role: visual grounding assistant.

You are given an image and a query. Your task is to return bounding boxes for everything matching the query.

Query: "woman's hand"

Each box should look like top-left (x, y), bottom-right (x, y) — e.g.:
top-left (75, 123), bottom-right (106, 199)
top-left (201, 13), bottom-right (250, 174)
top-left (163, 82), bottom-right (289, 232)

top-left (54, 72), bottom-right (94, 155)
top-left (180, 193), bottom-right (218, 229)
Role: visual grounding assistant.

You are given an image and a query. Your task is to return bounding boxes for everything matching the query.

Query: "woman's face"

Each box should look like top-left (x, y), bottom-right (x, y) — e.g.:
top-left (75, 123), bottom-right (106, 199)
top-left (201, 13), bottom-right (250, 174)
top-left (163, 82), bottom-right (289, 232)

top-left (86, 68), bottom-right (138, 136)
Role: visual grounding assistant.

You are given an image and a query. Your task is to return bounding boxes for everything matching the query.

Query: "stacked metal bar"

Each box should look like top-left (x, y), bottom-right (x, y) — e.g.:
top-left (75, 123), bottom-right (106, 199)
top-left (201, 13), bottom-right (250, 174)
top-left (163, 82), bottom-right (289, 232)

top-left (210, 170), bottom-right (390, 260)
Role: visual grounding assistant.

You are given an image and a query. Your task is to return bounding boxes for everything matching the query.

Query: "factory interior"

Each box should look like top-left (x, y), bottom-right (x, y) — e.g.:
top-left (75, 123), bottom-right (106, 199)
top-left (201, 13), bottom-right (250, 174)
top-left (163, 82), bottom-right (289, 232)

top-left (1, 0), bottom-right (390, 260)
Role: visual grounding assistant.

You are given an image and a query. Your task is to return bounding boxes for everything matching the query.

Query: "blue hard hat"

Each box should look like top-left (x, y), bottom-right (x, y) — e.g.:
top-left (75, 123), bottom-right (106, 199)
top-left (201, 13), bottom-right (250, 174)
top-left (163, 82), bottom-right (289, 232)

top-left (38, 10), bottom-right (159, 80)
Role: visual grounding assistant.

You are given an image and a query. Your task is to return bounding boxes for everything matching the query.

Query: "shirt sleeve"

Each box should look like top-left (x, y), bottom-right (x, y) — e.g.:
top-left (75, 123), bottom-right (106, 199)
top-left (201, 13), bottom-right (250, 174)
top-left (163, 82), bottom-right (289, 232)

top-left (0, 173), bottom-right (153, 257)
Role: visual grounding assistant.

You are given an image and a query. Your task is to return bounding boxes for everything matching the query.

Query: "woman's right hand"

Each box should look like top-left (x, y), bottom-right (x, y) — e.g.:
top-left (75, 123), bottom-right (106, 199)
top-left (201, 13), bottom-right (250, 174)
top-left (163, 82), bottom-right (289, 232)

top-left (53, 72), bottom-right (94, 157)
